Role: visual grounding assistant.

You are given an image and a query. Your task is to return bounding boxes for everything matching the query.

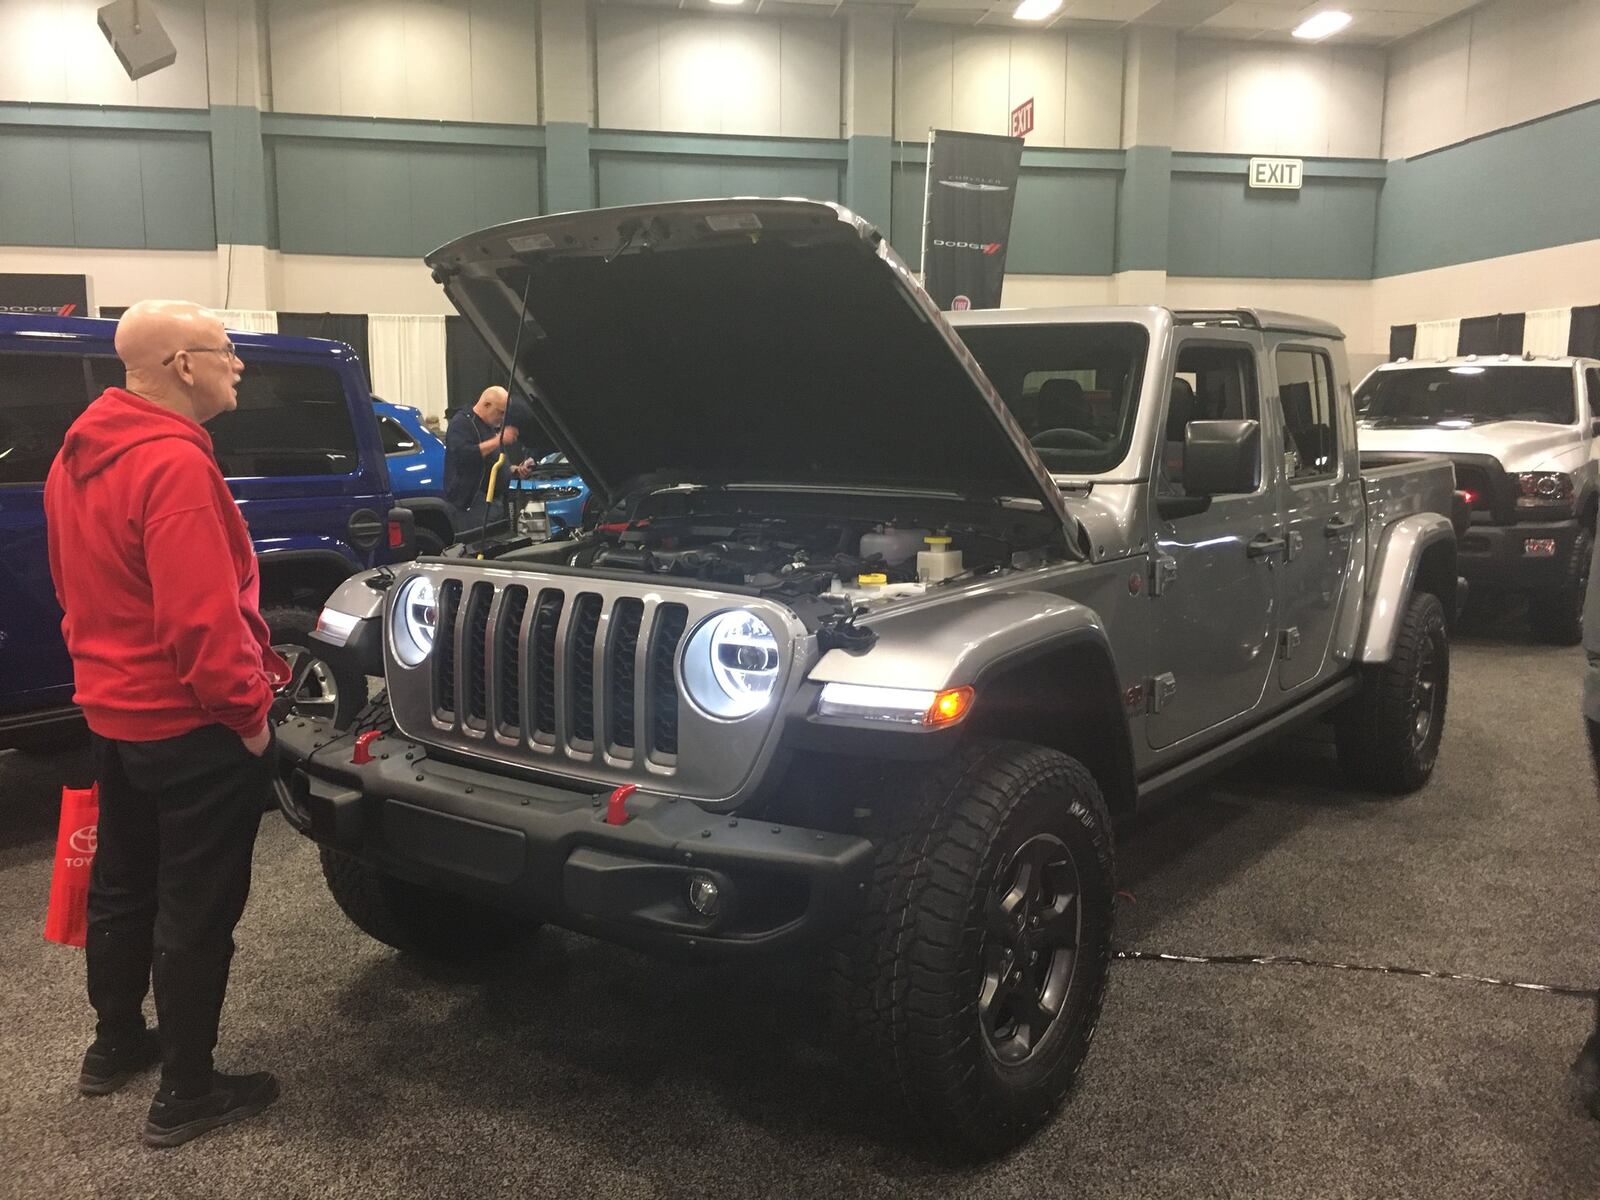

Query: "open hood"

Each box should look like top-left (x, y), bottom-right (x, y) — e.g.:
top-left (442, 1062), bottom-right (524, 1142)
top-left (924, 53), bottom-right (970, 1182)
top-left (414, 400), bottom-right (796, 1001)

top-left (425, 199), bottom-right (1071, 526)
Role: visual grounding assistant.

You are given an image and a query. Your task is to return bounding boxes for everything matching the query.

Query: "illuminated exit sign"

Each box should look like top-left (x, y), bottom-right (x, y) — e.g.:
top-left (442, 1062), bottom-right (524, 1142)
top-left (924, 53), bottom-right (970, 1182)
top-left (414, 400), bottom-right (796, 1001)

top-left (1249, 157), bottom-right (1303, 189)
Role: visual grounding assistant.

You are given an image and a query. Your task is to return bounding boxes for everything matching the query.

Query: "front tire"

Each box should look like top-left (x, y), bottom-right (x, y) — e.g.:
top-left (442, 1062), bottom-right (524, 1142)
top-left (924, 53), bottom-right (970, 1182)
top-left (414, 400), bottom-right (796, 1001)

top-left (1336, 590), bottom-right (1449, 794)
top-left (828, 739), bottom-right (1115, 1158)
top-left (1527, 526), bottom-right (1592, 646)
top-left (319, 847), bottom-right (529, 959)
top-left (263, 604), bottom-right (365, 731)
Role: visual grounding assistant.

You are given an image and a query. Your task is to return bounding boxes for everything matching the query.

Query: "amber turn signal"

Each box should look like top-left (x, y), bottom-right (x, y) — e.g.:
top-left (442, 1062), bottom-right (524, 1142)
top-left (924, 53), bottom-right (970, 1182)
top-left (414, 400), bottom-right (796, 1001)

top-left (926, 686), bottom-right (975, 727)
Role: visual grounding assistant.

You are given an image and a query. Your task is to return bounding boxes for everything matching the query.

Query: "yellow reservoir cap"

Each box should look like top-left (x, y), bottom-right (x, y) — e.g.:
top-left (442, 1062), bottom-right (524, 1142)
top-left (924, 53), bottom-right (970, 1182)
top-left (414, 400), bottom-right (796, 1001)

top-left (858, 573), bottom-right (888, 586)
top-left (924, 535), bottom-right (953, 546)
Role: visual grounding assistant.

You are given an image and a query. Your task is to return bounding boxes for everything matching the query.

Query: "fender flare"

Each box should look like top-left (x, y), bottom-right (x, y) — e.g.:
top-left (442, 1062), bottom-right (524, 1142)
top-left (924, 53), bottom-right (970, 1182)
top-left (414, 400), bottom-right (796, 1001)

top-left (1356, 513), bottom-right (1455, 663)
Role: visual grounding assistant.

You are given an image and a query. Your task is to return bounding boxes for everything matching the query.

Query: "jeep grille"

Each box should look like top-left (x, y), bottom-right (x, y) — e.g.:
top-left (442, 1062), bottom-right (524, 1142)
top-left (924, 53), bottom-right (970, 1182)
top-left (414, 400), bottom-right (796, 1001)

top-left (386, 564), bottom-right (805, 804)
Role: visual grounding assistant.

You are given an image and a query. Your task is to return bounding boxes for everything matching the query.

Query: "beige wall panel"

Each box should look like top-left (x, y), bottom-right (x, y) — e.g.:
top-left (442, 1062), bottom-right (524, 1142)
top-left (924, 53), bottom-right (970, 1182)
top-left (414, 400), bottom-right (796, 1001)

top-left (950, 30), bottom-right (1011, 136)
top-left (1000, 274), bottom-right (1117, 308)
top-left (1171, 38), bottom-right (1228, 153)
top-left (1062, 31), bottom-right (1122, 149)
top-left (0, 1), bottom-right (69, 103)
top-left (1382, 15), bottom-right (1470, 159)
top-left (715, 19), bottom-right (782, 137)
top-left (1006, 34), bottom-right (1066, 147)
top-left (894, 25), bottom-right (953, 140)
top-left (534, 0), bottom-right (585, 124)
top-left (1370, 239), bottom-right (1600, 354)
top-left (1222, 47), bottom-right (1282, 155)
top-left (404, 0), bottom-right (473, 123)
top-left (657, 17), bottom-right (720, 134)
top-left (596, 9), bottom-right (663, 130)
top-left (1328, 49), bottom-right (1384, 160)
top-left (469, 0), bottom-right (541, 124)
top-left (779, 19), bottom-right (842, 139)
top-left (844, 14), bottom-right (894, 137)
top-left (269, 0), bottom-right (343, 115)
top-left (339, 0), bottom-right (409, 120)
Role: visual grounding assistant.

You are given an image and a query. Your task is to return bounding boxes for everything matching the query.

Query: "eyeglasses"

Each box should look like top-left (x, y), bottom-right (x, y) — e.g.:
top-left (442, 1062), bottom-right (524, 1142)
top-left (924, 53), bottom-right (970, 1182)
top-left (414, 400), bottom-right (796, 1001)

top-left (162, 342), bottom-right (238, 367)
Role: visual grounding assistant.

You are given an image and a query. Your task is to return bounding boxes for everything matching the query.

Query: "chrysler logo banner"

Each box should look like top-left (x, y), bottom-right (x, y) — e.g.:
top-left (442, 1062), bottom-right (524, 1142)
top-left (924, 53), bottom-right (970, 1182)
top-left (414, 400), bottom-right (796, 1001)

top-left (921, 130), bottom-right (1024, 312)
top-left (0, 273), bottom-right (90, 317)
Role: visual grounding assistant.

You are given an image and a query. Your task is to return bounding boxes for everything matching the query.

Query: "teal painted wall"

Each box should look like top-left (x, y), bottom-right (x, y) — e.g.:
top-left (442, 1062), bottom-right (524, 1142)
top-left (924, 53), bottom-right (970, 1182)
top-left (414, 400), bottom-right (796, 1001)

top-left (1115, 145), bottom-right (1171, 272)
top-left (888, 160), bottom-right (1118, 274)
top-left (0, 127), bottom-right (214, 250)
top-left (844, 135), bottom-right (893, 234)
top-left (1169, 173), bottom-right (1381, 279)
top-left (1376, 100), bottom-right (1600, 277)
top-left (271, 138), bottom-right (541, 257)
top-left (593, 153), bottom-right (842, 210)
top-left (211, 105), bottom-right (270, 247)
top-left (543, 122), bottom-right (593, 215)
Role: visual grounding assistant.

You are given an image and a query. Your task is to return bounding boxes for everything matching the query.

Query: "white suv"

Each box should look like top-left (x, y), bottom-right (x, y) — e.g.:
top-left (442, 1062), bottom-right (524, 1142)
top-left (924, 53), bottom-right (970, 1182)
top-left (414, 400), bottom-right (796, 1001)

top-left (1356, 354), bottom-right (1600, 643)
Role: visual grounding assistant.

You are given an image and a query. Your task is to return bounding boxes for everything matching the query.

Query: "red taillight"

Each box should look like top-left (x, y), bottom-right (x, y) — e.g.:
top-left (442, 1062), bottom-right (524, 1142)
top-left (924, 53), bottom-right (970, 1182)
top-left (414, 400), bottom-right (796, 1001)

top-left (1458, 489), bottom-right (1478, 506)
top-left (387, 520), bottom-right (404, 548)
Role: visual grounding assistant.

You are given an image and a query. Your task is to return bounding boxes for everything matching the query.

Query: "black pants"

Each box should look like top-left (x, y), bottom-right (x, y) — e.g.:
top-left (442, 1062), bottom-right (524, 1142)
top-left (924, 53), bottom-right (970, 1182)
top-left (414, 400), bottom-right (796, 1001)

top-left (86, 723), bottom-right (269, 1093)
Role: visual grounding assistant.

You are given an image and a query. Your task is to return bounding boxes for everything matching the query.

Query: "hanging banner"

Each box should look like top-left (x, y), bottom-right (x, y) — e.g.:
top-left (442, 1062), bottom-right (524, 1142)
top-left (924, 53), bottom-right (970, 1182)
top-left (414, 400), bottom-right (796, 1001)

top-left (920, 130), bottom-right (1025, 312)
top-left (0, 274), bottom-right (90, 316)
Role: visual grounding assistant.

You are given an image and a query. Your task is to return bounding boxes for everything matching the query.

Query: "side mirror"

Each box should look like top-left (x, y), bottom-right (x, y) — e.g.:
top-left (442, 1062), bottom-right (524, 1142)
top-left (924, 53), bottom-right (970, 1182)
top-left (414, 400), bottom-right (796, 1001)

top-left (1185, 419), bottom-right (1262, 497)
top-left (1589, 418), bottom-right (1600, 438)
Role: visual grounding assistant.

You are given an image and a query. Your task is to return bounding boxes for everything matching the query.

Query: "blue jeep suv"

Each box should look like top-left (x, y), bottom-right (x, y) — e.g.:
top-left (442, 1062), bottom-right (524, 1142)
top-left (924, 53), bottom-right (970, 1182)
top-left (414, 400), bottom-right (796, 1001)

top-left (0, 314), bottom-right (414, 750)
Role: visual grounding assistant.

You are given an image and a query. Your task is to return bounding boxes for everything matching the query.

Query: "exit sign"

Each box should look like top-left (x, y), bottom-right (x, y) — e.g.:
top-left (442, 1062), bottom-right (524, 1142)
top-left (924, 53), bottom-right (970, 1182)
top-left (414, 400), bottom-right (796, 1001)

top-left (1010, 98), bottom-right (1034, 139)
top-left (1249, 157), bottom-right (1303, 189)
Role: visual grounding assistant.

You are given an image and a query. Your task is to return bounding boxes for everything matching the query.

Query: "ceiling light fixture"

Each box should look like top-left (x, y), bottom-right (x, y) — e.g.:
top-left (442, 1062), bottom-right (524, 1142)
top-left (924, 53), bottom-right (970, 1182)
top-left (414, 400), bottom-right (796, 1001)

top-left (1013, 0), bottom-right (1063, 20)
top-left (708, 0), bottom-right (746, 5)
top-left (1292, 10), bottom-right (1353, 40)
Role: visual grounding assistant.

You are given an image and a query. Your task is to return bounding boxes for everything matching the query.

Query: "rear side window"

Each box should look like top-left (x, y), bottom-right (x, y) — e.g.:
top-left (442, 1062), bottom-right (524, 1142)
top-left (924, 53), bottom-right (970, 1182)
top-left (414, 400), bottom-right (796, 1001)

top-left (90, 356), bottom-right (358, 477)
top-left (378, 415), bottom-right (419, 456)
top-left (1276, 348), bottom-right (1339, 482)
top-left (0, 352), bottom-right (91, 485)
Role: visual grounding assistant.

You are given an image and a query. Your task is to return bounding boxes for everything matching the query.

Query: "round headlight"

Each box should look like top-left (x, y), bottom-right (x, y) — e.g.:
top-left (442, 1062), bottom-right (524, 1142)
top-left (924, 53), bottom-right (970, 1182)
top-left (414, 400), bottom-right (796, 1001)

top-left (681, 609), bottom-right (781, 720)
top-left (391, 574), bottom-right (438, 667)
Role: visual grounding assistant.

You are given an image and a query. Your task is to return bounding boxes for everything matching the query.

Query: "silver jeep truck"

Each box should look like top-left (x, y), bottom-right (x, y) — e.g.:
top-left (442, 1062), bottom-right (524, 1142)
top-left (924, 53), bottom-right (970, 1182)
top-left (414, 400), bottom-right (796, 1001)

top-left (1357, 354), bottom-right (1600, 643)
top-left (276, 200), bottom-right (1457, 1155)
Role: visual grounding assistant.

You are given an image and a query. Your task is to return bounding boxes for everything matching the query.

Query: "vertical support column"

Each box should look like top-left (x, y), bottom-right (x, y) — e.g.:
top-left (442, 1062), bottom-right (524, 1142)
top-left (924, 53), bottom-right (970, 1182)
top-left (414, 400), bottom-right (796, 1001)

top-left (843, 14), bottom-right (894, 234)
top-left (204, 0), bottom-right (272, 309)
top-left (1114, 28), bottom-right (1176, 303)
top-left (540, 0), bottom-right (595, 215)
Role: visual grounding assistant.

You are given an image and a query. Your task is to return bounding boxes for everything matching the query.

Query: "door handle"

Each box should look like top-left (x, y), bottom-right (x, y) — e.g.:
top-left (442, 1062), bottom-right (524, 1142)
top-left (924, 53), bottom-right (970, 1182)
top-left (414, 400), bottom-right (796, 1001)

top-left (1247, 534), bottom-right (1287, 558)
top-left (1325, 516), bottom-right (1356, 538)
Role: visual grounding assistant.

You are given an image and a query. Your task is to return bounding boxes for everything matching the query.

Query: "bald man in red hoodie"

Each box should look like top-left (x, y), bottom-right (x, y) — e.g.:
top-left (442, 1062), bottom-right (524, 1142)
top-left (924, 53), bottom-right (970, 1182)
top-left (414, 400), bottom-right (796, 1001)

top-left (45, 300), bottom-right (288, 1148)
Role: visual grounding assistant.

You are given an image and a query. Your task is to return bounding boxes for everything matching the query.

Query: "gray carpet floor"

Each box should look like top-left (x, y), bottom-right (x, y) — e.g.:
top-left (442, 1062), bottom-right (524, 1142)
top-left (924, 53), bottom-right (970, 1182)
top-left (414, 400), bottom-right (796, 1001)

top-left (3, 622), bottom-right (1600, 1198)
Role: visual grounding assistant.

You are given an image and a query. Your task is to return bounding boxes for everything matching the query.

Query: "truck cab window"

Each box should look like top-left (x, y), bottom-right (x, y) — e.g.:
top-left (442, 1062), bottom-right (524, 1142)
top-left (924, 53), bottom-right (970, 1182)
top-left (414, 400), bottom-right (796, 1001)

top-left (1277, 349), bottom-right (1339, 482)
top-left (378, 415), bottom-right (419, 456)
top-left (1160, 344), bottom-right (1259, 495)
top-left (0, 353), bottom-right (91, 485)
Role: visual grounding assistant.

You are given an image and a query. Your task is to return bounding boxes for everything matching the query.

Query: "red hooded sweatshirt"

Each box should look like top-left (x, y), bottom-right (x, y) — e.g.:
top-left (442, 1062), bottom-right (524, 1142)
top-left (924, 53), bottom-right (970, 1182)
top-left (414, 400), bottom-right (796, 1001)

top-left (44, 387), bottom-right (289, 742)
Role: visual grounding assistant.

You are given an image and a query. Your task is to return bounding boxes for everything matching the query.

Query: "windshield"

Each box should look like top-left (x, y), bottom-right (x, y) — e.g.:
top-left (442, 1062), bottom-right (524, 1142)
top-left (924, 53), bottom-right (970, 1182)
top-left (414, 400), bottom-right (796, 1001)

top-left (954, 322), bottom-right (1149, 475)
top-left (1357, 366), bottom-right (1575, 427)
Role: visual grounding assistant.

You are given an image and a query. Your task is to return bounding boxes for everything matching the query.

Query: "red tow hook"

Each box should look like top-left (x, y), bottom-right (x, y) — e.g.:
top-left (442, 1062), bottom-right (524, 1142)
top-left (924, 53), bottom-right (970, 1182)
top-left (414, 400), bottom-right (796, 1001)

top-left (605, 783), bottom-right (637, 826)
top-left (350, 729), bottom-right (382, 765)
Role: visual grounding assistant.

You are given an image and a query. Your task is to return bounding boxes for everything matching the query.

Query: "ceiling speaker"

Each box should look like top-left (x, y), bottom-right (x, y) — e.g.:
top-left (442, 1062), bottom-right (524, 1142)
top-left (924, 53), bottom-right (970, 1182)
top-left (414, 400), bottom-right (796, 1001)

top-left (97, 0), bottom-right (177, 81)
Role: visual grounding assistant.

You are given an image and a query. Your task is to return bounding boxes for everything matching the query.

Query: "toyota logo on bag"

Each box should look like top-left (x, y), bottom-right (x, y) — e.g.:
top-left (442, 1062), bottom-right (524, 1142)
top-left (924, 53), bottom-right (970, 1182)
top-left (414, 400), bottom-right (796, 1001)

top-left (68, 826), bottom-right (97, 855)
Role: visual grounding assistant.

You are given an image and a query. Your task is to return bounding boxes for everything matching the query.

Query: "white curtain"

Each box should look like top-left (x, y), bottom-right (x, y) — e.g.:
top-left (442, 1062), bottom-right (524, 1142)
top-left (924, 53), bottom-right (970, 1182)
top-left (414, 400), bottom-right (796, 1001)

top-left (216, 309), bottom-right (278, 334)
top-left (1523, 308), bottom-right (1572, 357)
top-left (367, 314), bottom-right (449, 420)
top-left (1413, 318), bottom-right (1461, 360)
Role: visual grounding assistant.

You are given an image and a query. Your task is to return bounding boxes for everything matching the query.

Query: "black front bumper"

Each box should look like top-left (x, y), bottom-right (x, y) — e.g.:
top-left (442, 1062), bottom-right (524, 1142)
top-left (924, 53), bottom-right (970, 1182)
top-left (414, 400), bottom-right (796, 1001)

top-left (1457, 517), bottom-right (1582, 590)
top-left (275, 719), bottom-right (874, 956)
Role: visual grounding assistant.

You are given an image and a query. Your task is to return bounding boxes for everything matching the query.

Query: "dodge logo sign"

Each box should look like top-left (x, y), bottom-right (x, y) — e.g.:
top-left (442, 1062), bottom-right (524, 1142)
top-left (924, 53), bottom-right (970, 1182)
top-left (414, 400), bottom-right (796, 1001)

top-left (68, 825), bottom-right (98, 855)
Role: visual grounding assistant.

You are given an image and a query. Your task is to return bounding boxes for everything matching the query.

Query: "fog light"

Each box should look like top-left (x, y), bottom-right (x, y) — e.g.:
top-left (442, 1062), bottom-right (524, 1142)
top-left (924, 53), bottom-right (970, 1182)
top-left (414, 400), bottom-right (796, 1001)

top-left (687, 874), bottom-right (722, 919)
top-left (1524, 539), bottom-right (1557, 557)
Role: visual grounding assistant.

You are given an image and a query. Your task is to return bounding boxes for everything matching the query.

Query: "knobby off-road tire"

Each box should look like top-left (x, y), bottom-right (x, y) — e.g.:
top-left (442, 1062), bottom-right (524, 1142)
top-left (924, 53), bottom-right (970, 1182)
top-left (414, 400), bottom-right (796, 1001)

top-left (319, 847), bottom-right (530, 960)
top-left (263, 604), bottom-right (365, 731)
top-left (828, 739), bottom-right (1115, 1158)
top-left (1527, 525), bottom-right (1592, 646)
top-left (1336, 590), bottom-right (1449, 794)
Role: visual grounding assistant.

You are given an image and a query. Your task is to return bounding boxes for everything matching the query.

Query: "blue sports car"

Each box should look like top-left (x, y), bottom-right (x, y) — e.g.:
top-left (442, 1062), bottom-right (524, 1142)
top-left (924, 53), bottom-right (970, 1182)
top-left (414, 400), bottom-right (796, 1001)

top-left (371, 399), bottom-right (453, 553)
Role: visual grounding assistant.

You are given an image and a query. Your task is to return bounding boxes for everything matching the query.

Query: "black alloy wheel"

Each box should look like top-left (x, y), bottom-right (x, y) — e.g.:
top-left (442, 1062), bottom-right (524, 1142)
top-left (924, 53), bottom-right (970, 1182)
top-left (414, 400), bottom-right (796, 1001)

top-left (980, 834), bottom-right (1082, 1066)
top-left (1408, 633), bottom-right (1442, 753)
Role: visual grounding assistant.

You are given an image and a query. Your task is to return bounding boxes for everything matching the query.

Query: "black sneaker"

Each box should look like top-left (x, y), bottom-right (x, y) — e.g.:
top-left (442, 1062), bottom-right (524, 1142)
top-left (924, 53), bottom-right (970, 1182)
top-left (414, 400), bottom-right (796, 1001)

top-left (142, 1071), bottom-right (280, 1149)
top-left (78, 1028), bottom-right (162, 1097)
